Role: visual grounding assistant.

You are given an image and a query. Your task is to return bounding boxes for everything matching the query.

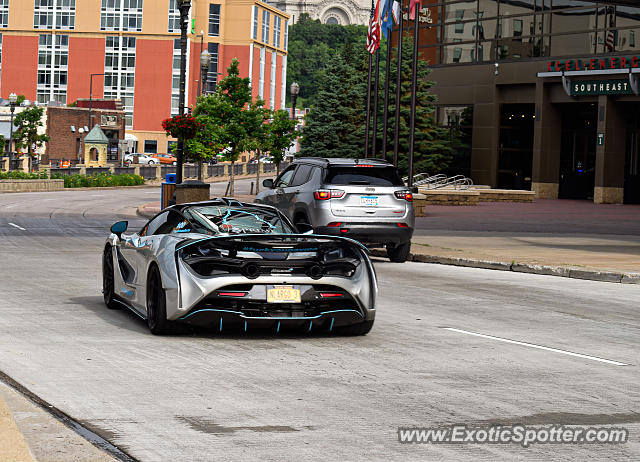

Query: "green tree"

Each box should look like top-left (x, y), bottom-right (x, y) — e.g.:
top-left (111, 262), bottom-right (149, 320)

top-left (13, 106), bottom-right (50, 156)
top-left (287, 14), bottom-right (367, 108)
top-left (299, 47), bottom-right (368, 158)
top-left (193, 58), bottom-right (262, 196)
top-left (264, 109), bottom-right (298, 175)
top-left (377, 37), bottom-right (452, 175)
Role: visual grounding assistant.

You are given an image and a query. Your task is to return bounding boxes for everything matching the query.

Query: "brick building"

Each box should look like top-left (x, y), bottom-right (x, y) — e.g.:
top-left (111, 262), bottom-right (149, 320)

top-left (0, 0), bottom-right (289, 155)
top-left (45, 105), bottom-right (125, 164)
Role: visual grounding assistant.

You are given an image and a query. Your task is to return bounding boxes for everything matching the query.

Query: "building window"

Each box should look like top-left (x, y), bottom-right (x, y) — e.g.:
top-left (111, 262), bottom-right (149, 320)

top-left (104, 36), bottom-right (136, 128)
top-left (209, 3), bottom-right (220, 37)
top-left (262, 10), bottom-right (270, 44)
top-left (101, 0), bottom-right (143, 32)
top-left (206, 42), bottom-right (218, 93)
top-left (34, 0), bottom-right (76, 30)
top-left (631, 31), bottom-right (636, 48)
top-left (453, 47), bottom-right (462, 63)
top-left (37, 33), bottom-right (69, 104)
top-left (270, 52), bottom-right (277, 109)
top-left (273, 16), bottom-right (281, 48)
top-left (167, 140), bottom-right (177, 153)
top-left (258, 47), bottom-right (265, 99)
top-left (284, 20), bottom-right (288, 51)
top-left (171, 38), bottom-right (181, 115)
top-left (455, 10), bottom-right (464, 34)
top-left (513, 19), bottom-right (523, 37)
top-left (252, 5), bottom-right (258, 40)
top-left (144, 140), bottom-right (157, 154)
top-left (168, 0), bottom-right (179, 32)
top-left (0, 0), bottom-right (7, 28)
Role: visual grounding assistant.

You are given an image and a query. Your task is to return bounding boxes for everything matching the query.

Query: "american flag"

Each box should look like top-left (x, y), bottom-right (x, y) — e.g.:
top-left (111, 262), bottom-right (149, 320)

top-left (366, 0), bottom-right (381, 54)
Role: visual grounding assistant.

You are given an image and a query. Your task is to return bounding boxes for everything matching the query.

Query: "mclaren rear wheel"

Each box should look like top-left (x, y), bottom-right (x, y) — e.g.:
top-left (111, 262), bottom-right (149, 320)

top-left (334, 320), bottom-right (374, 336)
top-left (102, 245), bottom-right (120, 310)
top-left (146, 265), bottom-right (174, 335)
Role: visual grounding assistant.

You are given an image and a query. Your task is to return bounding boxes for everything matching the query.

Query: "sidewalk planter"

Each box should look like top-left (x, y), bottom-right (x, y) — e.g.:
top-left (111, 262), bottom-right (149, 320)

top-left (0, 179), bottom-right (64, 192)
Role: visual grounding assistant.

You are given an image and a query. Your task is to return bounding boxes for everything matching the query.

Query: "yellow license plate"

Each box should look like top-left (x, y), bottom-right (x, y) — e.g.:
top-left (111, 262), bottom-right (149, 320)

top-left (267, 286), bottom-right (301, 303)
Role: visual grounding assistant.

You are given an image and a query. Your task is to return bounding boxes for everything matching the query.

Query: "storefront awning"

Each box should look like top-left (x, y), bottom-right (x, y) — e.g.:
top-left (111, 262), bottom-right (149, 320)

top-left (537, 68), bottom-right (640, 97)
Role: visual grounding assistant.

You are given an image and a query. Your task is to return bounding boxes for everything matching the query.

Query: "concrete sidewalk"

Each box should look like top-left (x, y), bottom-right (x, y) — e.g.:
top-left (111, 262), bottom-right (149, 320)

top-left (0, 380), bottom-right (120, 462)
top-left (136, 196), bottom-right (640, 284)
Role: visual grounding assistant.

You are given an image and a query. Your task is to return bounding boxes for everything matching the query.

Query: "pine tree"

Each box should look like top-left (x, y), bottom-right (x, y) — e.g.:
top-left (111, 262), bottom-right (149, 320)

top-left (299, 47), bottom-right (367, 158)
top-left (378, 37), bottom-right (452, 175)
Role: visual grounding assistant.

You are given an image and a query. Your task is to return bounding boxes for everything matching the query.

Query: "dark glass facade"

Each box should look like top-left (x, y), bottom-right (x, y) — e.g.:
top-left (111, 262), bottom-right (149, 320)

top-left (423, 1), bottom-right (640, 65)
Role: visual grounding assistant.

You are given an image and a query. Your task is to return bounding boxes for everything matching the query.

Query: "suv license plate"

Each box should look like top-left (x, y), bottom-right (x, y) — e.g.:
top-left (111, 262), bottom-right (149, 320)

top-left (360, 195), bottom-right (379, 206)
top-left (267, 285), bottom-right (301, 303)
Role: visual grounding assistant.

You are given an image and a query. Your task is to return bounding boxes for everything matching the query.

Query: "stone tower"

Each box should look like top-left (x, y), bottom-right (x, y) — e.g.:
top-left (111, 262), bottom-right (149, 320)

top-left (268, 0), bottom-right (371, 26)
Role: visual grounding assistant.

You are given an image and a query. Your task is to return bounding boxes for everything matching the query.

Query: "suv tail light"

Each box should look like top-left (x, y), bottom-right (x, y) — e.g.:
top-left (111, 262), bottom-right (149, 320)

top-left (314, 189), bottom-right (345, 200)
top-left (395, 190), bottom-right (413, 202)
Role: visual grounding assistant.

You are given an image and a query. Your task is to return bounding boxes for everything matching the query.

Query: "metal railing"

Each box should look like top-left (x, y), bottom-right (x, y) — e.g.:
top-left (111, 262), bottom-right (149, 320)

top-left (405, 173), bottom-right (474, 190)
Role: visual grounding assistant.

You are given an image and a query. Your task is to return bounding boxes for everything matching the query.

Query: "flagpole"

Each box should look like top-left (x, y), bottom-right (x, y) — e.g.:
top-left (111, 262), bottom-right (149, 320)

top-left (372, 48), bottom-right (381, 158)
top-left (393, 1), bottom-right (404, 168)
top-left (382, 32), bottom-right (392, 161)
top-left (408, 0), bottom-right (420, 190)
top-left (364, 52), bottom-right (373, 158)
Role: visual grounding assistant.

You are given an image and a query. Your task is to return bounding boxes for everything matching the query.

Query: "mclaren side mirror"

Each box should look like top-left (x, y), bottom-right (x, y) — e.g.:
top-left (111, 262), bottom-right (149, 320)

top-left (263, 179), bottom-right (274, 189)
top-left (110, 221), bottom-right (128, 237)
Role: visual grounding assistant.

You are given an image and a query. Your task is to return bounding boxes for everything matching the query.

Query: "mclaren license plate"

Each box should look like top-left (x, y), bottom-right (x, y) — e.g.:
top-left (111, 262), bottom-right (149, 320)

top-left (267, 285), bottom-right (301, 303)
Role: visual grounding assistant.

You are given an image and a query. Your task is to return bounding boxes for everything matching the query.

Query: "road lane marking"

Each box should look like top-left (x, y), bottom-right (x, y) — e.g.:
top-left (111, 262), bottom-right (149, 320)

top-left (441, 327), bottom-right (629, 366)
top-left (4, 205), bottom-right (18, 209)
top-left (8, 223), bottom-right (26, 231)
top-left (90, 194), bottom-right (105, 197)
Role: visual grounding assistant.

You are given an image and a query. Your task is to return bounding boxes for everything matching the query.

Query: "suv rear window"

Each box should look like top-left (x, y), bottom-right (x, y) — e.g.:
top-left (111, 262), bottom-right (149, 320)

top-left (325, 166), bottom-right (404, 186)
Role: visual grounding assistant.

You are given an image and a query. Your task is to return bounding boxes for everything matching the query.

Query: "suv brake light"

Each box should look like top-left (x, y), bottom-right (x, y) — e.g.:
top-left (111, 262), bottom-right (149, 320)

top-left (314, 189), bottom-right (345, 200)
top-left (395, 190), bottom-right (413, 202)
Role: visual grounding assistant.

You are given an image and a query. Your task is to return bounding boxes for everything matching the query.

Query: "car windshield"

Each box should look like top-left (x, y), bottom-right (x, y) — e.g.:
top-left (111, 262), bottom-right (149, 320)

top-left (183, 205), bottom-right (295, 235)
top-left (325, 166), bottom-right (405, 186)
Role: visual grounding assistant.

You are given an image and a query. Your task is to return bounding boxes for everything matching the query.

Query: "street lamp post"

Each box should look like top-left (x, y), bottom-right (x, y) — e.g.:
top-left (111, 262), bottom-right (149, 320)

top-left (88, 73), bottom-right (105, 130)
top-left (7, 93), bottom-right (17, 170)
top-left (175, 0), bottom-right (191, 185)
top-left (197, 50), bottom-right (211, 181)
top-left (290, 82), bottom-right (300, 120)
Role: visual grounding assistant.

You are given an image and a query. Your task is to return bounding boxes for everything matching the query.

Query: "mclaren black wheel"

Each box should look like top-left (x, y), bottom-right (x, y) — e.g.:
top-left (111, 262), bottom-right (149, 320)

top-left (334, 320), bottom-right (374, 336)
top-left (386, 241), bottom-right (411, 263)
top-left (146, 265), bottom-right (174, 335)
top-left (102, 245), bottom-right (120, 310)
top-left (295, 214), bottom-right (312, 234)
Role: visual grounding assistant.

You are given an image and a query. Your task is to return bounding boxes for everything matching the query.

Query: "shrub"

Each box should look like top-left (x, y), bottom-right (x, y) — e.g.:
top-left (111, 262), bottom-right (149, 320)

top-left (49, 172), bottom-right (145, 188)
top-left (0, 170), bottom-right (49, 180)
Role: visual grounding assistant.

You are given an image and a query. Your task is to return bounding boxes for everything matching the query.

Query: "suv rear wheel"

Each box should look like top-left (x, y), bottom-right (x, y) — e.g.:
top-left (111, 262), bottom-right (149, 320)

top-left (386, 241), bottom-right (411, 263)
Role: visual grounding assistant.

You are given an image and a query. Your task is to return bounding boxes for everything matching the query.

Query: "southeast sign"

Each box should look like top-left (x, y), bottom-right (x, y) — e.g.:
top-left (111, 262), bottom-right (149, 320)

top-left (570, 80), bottom-right (632, 96)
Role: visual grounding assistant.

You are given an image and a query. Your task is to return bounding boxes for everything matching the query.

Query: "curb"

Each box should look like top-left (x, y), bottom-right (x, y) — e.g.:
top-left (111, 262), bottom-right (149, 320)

top-left (370, 250), bottom-right (640, 285)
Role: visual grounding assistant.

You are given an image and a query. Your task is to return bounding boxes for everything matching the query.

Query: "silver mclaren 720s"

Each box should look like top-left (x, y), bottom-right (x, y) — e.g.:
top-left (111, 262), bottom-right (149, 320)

top-left (102, 199), bottom-right (377, 335)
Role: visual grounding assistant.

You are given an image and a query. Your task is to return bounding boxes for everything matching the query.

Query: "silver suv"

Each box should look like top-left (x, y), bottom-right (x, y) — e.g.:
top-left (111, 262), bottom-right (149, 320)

top-left (256, 158), bottom-right (415, 262)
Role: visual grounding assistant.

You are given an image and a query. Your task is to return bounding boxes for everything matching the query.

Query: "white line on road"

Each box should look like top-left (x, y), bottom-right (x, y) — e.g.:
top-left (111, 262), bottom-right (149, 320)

top-left (144, 191), bottom-right (159, 194)
top-left (441, 327), bottom-right (629, 366)
top-left (8, 223), bottom-right (26, 231)
top-left (4, 205), bottom-right (18, 208)
top-left (90, 194), bottom-right (106, 197)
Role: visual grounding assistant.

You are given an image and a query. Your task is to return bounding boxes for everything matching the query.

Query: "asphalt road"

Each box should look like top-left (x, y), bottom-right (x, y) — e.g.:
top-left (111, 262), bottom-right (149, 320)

top-left (0, 187), bottom-right (639, 461)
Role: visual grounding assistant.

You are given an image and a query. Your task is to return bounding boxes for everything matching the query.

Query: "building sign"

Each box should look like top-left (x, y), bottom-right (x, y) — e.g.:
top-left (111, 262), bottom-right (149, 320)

top-left (100, 115), bottom-right (118, 127)
top-left (597, 133), bottom-right (605, 146)
top-left (547, 56), bottom-right (640, 72)
top-left (571, 80), bottom-right (633, 96)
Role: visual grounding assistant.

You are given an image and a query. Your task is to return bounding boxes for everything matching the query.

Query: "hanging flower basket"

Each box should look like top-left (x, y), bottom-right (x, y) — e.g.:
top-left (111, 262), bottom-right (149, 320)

top-left (162, 114), bottom-right (203, 139)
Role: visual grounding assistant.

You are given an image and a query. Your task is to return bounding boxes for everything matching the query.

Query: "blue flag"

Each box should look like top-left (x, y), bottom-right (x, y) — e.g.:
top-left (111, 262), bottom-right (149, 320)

top-left (381, 0), bottom-right (393, 39)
